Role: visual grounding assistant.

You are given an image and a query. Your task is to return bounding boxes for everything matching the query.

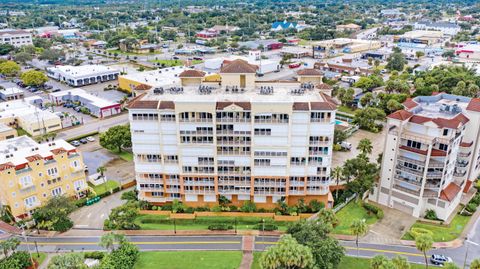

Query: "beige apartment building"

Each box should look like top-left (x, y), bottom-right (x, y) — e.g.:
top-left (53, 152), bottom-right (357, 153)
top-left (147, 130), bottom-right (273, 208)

top-left (128, 60), bottom-right (336, 209)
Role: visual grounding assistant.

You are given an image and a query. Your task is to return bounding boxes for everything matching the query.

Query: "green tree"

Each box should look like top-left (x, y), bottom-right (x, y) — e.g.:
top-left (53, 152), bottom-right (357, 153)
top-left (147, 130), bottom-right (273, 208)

top-left (386, 51), bottom-right (407, 71)
top-left (104, 201), bottom-right (139, 230)
top-left (351, 219), bottom-right (368, 257)
top-left (471, 259), bottom-right (480, 269)
top-left (334, 129), bottom-right (347, 145)
top-left (14, 52), bottom-right (33, 64)
top-left (240, 200), bottom-right (257, 213)
top-left (353, 107), bottom-right (386, 133)
top-left (99, 125), bottom-right (132, 153)
top-left (415, 234), bottom-right (433, 269)
top-left (0, 61), bottom-right (20, 77)
top-left (371, 255), bottom-right (389, 269)
top-left (0, 44), bottom-right (14, 55)
top-left (392, 255), bottom-right (410, 269)
top-left (357, 138), bottom-right (373, 156)
top-left (21, 70), bottom-right (48, 87)
top-left (287, 220), bottom-right (345, 269)
top-left (338, 88), bottom-right (355, 107)
top-left (97, 166), bottom-right (107, 177)
top-left (33, 196), bottom-right (76, 232)
top-left (443, 262), bottom-right (460, 269)
top-left (332, 166), bottom-right (342, 199)
top-left (100, 240), bottom-right (139, 269)
top-left (99, 232), bottom-right (126, 252)
top-left (39, 49), bottom-right (64, 62)
top-left (386, 79), bottom-right (410, 94)
top-left (260, 234), bottom-right (314, 269)
top-left (415, 51), bottom-right (425, 59)
top-left (317, 208), bottom-right (338, 228)
top-left (386, 99), bottom-right (403, 113)
top-left (360, 92), bottom-right (374, 107)
top-left (47, 253), bottom-right (86, 269)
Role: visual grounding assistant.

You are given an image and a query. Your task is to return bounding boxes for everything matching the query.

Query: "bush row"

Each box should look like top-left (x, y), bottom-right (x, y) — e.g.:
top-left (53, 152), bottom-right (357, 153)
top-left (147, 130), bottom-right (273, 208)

top-left (408, 227), bottom-right (434, 239)
top-left (362, 202), bottom-right (384, 219)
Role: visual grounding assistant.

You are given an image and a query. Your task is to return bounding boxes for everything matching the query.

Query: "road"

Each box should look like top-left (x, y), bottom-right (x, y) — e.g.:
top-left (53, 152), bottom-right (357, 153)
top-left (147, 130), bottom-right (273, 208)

top-left (14, 235), bottom-right (479, 267)
top-left (55, 113), bottom-right (128, 140)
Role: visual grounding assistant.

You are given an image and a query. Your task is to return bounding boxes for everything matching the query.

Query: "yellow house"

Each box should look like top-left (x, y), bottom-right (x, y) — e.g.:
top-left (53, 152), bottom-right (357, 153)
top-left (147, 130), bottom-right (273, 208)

top-left (0, 123), bottom-right (16, 141)
top-left (220, 59), bottom-right (257, 88)
top-left (0, 136), bottom-right (88, 219)
top-left (296, 69), bottom-right (323, 84)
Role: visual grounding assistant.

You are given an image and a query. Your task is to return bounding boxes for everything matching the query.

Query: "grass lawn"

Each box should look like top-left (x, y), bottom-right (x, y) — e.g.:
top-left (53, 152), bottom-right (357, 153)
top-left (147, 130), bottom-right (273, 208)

top-left (89, 180), bottom-right (120, 196)
top-left (34, 252), bottom-right (47, 267)
top-left (402, 214), bottom-right (471, 242)
top-left (251, 252), bottom-right (262, 269)
top-left (332, 201), bottom-right (378, 235)
top-left (16, 128), bottom-right (30, 137)
top-left (134, 251), bottom-right (242, 269)
top-left (337, 105), bottom-right (357, 115)
top-left (134, 214), bottom-right (289, 231)
top-left (117, 151), bottom-right (133, 161)
top-left (338, 256), bottom-right (434, 269)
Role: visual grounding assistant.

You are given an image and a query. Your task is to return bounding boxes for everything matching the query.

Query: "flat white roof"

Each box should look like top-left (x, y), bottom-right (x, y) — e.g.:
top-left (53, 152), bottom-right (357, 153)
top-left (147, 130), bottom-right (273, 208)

top-left (49, 88), bottom-right (119, 108)
top-left (0, 136), bottom-right (75, 166)
top-left (0, 87), bottom-right (23, 95)
top-left (0, 123), bottom-right (13, 133)
top-left (120, 66), bottom-right (190, 88)
top-left (0, 99), bottom-right (59, 122)
top-left (48, 65), bottom-right (119, 79)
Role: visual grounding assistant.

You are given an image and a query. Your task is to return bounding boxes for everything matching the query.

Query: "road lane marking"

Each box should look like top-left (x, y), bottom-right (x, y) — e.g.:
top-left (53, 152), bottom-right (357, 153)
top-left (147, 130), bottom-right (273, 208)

top-left (256, 242), bottom-right (423, 257)
top-left (20, 241), bottom-right (241, 246)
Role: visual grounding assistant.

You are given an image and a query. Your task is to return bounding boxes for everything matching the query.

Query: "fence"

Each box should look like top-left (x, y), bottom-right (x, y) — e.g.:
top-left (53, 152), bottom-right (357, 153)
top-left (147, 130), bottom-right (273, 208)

top-left (333, 193), bottom-right (357, 213)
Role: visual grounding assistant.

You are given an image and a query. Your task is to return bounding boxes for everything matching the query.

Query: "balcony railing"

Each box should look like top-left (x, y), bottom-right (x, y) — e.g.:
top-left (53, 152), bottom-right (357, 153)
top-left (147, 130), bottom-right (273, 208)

top-left (179, 118), bottom-right (213, 123)
top-left (218, 189), bottom-right (251, 195)
top-left (456, 161), bottom-right (469, 168)
top-left (454, 171), bottom-right (466, 177)
top-left (254, 118), bottom-right (289, 124)
top-left (290, 181), bottom-right (305, 186)
top-left (183, 181), bottom-right (215, 186)
top-left (15, 167), bottom-right (32, 175)
top-left (393, 184), bottom-right (420, 196)
top-left (216, 117), bottom-right (251, 123)
top-left (218, 180), bottom-right (251, 186)
top-left (289, 190), bottom-right (305, 195)
top-left (394, 175), bottom-right (422, 186)
top-left (254, 182), bottom-right (286, 187)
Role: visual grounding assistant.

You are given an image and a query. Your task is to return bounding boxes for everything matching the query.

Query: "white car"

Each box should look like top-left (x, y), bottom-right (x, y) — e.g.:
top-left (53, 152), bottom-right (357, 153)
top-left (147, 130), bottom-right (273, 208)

top-left (86, 136), bottom-right (95, 142)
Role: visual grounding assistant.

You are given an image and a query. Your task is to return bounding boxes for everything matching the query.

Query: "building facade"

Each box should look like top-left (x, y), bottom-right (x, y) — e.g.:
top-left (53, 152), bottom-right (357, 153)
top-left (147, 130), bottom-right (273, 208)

top-left (0, 136), bottom-right (88, 218)
top-left (370, 93), bottom-right (478, 220)
top-left (47, 65), bottom-right (120, 87)
top-left (0, 29), bottom-right (32, 47)
top-left (128, 60), bottom-right (336, 208)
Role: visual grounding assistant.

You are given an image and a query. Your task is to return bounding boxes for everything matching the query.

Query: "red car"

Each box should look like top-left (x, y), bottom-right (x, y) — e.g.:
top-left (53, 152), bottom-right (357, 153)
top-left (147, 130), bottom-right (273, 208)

top-left (288, 63), bottom-right (301, 69)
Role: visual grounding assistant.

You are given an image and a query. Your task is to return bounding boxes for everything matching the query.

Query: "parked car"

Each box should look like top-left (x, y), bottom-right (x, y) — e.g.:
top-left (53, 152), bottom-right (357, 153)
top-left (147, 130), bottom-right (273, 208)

top-left (193, 57), bottom-right (203, 61)
top-left (173, 56), bottom-right (179, 60)
top-left (340, 141), bottom-right (352, 151)
top-left (42, 84), bottom-right (53, 90)
top-left (52, 88), bottom-right (61, 92)
top-left (71, 140), bottom-right (81, 147)
top-left (430, 255), bottom-right (452, 266)
top-left (86, 136), bottom-right (95, 142)
top-left (74, 106), bottom-right (81, 112)
top-left (79, 138), bottom-right (88, 144)
top-left (84, 165), bottom-right (89, 173)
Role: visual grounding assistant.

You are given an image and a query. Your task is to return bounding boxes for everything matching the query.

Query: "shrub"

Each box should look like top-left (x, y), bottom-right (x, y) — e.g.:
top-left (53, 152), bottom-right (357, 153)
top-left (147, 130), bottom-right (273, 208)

top-left (229, 205), bottom-right (238, 212)
top-left (84, 251), bottom-right (105, 259)
top-left (409, 227), bottom-right (434, 239)
top-left (151, 206), bottom-right (158, 211)
top-left (362, 202), bottom-right (384, 219)
top-left (195, 206), bottom-right (210, 212)
top-left (240, 201), bottom-right (257, 213)
top-left (121, 190), bottom-right (137, 201)
top-left (466, 202), bottom-right (478, 213)
top-left (161, 204), bottom-right (172, 211)
top-left (308, 200), bottom-right (325, 213)
top-left (425, 209), bottom-right (438, 220)
top-left (184, 207), bottom-right (195, 214)
top-left (208, 223), bottom-right (233, 230)
top-left (333, 144), bottom-right (342, 151)
top-left (253, 222), bottom-right (278, 231)
top-left (211, 205), bottom-right (222, 212)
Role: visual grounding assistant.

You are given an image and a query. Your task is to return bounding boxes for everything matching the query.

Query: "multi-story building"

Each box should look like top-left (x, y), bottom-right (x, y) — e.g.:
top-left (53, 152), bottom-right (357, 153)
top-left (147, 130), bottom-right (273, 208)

top-left (0, 136), bottom-right (88, 219)
top-left (370, 93), bottom-right (479, 220)
top-left (0, 29), bottom-right (32, 47)
top-left (128, 59), bottom-right (336, 209)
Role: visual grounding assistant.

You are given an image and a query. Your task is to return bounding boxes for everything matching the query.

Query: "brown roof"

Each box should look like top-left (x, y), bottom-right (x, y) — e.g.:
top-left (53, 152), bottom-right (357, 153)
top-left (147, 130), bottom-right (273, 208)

top-left (432, 113), bottom-right (469, 129)
top-left (320, 92), bottom-right (338, 106)
top-left (310, 102), bottom-right (336, 110)
top-left (409, 115), bottom-right (431, 125)
top-left (216, 102), bottom-right (251, 110)
top-left (51, 148), bottom-right (67, 154)
top-left (0, 162), bottom-right (14, 171)
top-left (0, 220), bottom-right (21, 235)
top-left (467, 98), bottom-right (480, 112)
top-left (134, 84), bottom-right (152, 91)
top-left (293, 102), bottom-right (310, 111)
top-left (179, 69), bottom-right (206, 78)
top-left (403, 98), bottom-right (418, 109)
top-left (460, 141), bottom-right (473, 147)
top-left (297, 68), bottom-right (322, 76)
top-left (440, 183), bottom-right (461, 202)
top-left (399, 145), bottom-right (428, 155)
top-left (0, 30), bottom-right (30, 36)
top-left (220, 59), bottom-right (258, 73)
top-left (159, 101), bottom-right (175, 109)
top-left (463, 180), bottom-right (473, 193)
top-left (129, 100), bottom-right (159, 109)
top-left (388, 110), bottom-right (413, 121)
top-left (25, 154), bottom-right (43, 162)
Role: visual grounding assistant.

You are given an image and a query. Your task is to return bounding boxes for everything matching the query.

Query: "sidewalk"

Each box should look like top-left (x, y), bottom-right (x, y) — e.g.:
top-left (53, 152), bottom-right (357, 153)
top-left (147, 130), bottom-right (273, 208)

top-left (239, 236), bottom-right (255, 269)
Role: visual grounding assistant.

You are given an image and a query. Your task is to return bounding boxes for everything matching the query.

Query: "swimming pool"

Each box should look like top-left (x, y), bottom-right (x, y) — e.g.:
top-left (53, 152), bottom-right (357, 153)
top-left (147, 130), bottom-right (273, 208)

top-left (335, 120), bottom-right (343, 125)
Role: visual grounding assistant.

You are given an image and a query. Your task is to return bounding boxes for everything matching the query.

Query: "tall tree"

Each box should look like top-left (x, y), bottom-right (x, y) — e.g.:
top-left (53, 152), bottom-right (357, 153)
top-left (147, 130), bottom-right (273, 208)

top-left (392, 255), bottom-right (410, 269)
top-left (357, 138), bottom-right (373, 156)
top-left (0, 61), bottom-right (20, 77)
top-left (332, 166), bottom-right (342, 199)
top-left (99, 125), bottom-right (132, 153)
top-left (260, 234), bottom-right (314, 269)
top-left (99, 232), bottom-right (126, 252)
top-left (21, 70), bottom-right (48, 87)
top-left (415, 234), bottom-right (433, 269)
top-left (471, 259), bottom-right (480, 269)
top-left (351, 219), bottom-right (368, 257)
top-left (371, 255), bottom-right (389, 269)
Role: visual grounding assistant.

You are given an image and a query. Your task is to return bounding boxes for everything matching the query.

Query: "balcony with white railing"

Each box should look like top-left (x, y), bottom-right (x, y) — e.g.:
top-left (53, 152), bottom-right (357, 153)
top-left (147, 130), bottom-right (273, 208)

top-left (289, 189), bottom-right (305, 195)
top-left (218, 180), bottom-right (251, 186)
top-left (218, 189), bottom-right (251, 195)
top-left (139, 194), bottom-right (167, 203)
top-left (184, 189), bottom-right (216, 195)
top-left (183, 180), bottom-right (215, 186)
top-left (289, 180), bottom-right (305, 186)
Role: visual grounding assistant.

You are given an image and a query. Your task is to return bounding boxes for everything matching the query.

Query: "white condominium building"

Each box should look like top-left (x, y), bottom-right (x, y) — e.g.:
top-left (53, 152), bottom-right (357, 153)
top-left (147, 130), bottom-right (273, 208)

top-left (371, 93), bottom-right (479, 220)
top-left (128, 59), bottom-right (336, 208)
top-left (0, 29), bottom-right (33, 47)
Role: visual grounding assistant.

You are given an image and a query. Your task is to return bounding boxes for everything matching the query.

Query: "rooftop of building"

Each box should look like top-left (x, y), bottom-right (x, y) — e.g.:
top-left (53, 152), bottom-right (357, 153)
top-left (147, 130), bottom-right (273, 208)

top-left (47, 65), bottom-right (119, 77)
top-left (0, 29), bottom-right (30, 36)
top-left (400, 30), bottom-right (444, 39)
top-left (0, 123), bottom-right (13, 133)
top-left (0, 99), bottom-right (59, 122)
top-left (0, 87), bottom-right (23, 95)
top-left (49, 88), bottom-right (119, 108)
top-left (0, 136), bottom-right (75, 166)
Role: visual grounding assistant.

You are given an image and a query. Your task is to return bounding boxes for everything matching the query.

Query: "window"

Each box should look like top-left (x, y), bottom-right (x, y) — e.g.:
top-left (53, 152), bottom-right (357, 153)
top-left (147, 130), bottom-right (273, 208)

top-left (71, 160), bottom-right (79, 168)
top-left (19, 175), bottom-right (32, 187)
top-left (438, 143), bottom-right (448, 151)
top-left (443, 129), bottom-right (449, 136)
top-left (406, 140), bottom-right (421, 149)
top-left (47, 167), bottom-right (58, 176)
top-left (24, 196), bottom-right (37, 208)
top-left (254, 128), bottom-right (271, 135)
top-left (51, 187), bottom-right (62, 196)
top-left (73, 180), bottom-right (85, 191)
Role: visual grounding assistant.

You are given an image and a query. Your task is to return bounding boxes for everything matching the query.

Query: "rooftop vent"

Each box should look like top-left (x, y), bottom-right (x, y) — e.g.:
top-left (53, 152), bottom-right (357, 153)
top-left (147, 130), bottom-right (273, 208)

top-left (260, 86), bottom-right (274, 95)
top-left (167, 87), bottom-right (183, 94)
top-left (225, 86), bottom-right (244, 94)
top-left (153, 87), bottom-right (164, 95)
top-left (199, 85), bottom-right (214, 95)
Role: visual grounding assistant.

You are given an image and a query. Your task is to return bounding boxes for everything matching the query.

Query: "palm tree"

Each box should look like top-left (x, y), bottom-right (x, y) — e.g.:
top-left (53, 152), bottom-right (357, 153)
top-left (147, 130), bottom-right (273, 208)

top-left (392, 255), bottom-right (410, 269)
top-left (471, 259), bottom-right (480, 269)
top-left (415, 234), bottom-right (433, 269)
top-left (371, 255), bottom-right (388, 269)
top-left (97, 166), bottom-right (107, 177)
top-left (99, 232), bottom-right (126, 252)
top-left (357, 138), bottom-right (373, 156)
top-left (351, 219), bottom-right (368, 257)
top-left (332, 166), bottom-right (342, 200)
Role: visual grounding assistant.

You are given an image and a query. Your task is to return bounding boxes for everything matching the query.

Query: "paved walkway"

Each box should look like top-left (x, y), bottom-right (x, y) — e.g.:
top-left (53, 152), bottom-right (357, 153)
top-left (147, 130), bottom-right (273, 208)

top-left (239, 236), bottom-right (255, 269)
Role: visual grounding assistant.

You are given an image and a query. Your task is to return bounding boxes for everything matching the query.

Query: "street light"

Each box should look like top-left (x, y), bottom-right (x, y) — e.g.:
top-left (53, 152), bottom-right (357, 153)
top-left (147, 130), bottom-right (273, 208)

top-left (463, 238), bottom-right (479, 269)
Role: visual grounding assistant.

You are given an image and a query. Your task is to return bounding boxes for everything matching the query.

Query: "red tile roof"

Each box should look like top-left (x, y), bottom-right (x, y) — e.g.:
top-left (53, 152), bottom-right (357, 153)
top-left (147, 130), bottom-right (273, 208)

top-left (403, 98), bottom-right (418, 109)
top-left (0, 162), bottom-right (14, 171)
top-left (51, 148), bottom-right (67, 154)
top-left (0, 220), bottom-right (21, 235)
top-left (310, 101), bottom-right (336, 111)
top-left (432, 113), bottom-right (469, 129)
top-left (399, 145), bottom-right (428, 155)
top-left (293, 102), bottom-right (310, 111)
top-left (466, 98), bottom-right (480, 112)
top-left (179, 69), bottom-right (206, 78)
top-left (25, 154), bottom-right (43, 162)
top-left (316, 83), bottom-right (333, 90)
top-left (440, 183), bottom-right (461, 202)
top-left (297, 68), bottom-right (322, 76)
top-left (431, 149), bottom-right (447, 156)
top-left (129, 100), bottom-right (159, 109)
top-left (388, 110), bottom-right (413, 121)
top-left (460, 141), bottom-right (473, 147)
top-left (134, 84), bottom-right (152, 91)
top-left (159, 101), bottom-right (175, 109)
top-left (463, 180), bottom-right (473, 194)
top-left (220, 59), bottom-right (258, 73)
top-left (409, 115), bottom-right (431, 124)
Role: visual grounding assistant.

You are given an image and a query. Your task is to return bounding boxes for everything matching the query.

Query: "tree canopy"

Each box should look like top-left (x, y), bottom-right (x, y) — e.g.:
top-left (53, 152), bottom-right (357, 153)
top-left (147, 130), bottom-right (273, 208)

top-left (21, 70), bottom-right (48, 87)
top-left (260, 234), bottom-right (314, 269)
top-left (99, 125), bottom-right (132, 153)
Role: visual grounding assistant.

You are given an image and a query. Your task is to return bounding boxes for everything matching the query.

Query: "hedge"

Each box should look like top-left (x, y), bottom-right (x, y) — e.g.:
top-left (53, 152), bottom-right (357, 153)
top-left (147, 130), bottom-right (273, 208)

top-left (409, 227), bottom-right (434, 239)
top-left (84, 251), bottom-right (105, 259)
top-left (208, 223), bottom-right (233, 230)
top-left (362, 202), bottom-right (384, 219)
top-left (138, 216), bottom-right (271, 226)
top-left (253, 223), bottom-right (278, 231)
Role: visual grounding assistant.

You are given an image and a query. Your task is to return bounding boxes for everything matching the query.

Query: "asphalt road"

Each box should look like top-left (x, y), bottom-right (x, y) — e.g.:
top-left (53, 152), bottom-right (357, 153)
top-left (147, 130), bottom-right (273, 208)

top-left (14, 235), bottom-right (480, 267)
top-left (55, 112), bottom-right (129, 140)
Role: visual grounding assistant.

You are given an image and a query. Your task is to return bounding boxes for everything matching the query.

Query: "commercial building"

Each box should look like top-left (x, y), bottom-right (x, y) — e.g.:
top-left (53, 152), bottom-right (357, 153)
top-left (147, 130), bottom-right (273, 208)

top-left (49, 88), bottom-right (121, 119)
top-left (314, 58), bottom-right (373, 76)
top-left (0, 87), bottom-right (24, 101)
top-left (455, 44), bottom-right (480, 62)
top-left (0, 99), bottom-right (62, 136)
top-left (336, 24), bottom-right (362, 32)
top-left (312, 38), bottom-right (382, 58)
top-left (0, 136), bottom-right (88, 219)
top-left (204, 50), bottom-right (280, 74)
top-left (370, 93), bottom-right (479, 220)
top-left (238, 39), bottom-right (284, 51)
top-left (0, 29), bottom-right (33, 47)
top-left (47, 65), bottom-right (120, 87)
top-left (0, 123), bottom-right (16, 141)
top-left (128, 59), bottom-right (336, 208)
top-left (394, 30), bottom-right (443, 45)
top-left (414, 21), bottom-right (461, 36)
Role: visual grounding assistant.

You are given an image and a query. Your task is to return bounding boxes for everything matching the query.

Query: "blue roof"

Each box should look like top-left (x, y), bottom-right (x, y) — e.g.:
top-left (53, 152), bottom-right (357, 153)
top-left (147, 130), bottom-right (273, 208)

top-left (271, 21), bottom-right (297, 30)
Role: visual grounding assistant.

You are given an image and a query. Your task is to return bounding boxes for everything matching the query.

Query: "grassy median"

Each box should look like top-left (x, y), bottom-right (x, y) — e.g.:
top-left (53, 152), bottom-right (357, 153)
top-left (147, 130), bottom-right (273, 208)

top-left (134, 251), bottom-right (242, 269)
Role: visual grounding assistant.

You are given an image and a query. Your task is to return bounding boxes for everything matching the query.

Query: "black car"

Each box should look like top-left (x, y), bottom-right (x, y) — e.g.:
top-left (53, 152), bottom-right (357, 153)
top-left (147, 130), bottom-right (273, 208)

top-left (52, 88), bottom-right (62, 92)
top-left (79, 138), bottom-right (88, 144)
top-left (173, 56), bottom-right (179, 60)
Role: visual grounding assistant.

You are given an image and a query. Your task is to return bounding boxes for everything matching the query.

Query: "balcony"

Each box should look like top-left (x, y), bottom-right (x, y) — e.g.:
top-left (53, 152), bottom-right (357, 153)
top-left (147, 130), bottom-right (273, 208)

top-left (396, 165), bottom-right (424, 177)
top-left (290, 181), bottom-right (305, 186)
top-left (310, 118), bottom-right (331, 123)
top-left (309, 141), bottom-right (330, 146)
top-left (139, 194), bottom-right (166, 203)
top-left (456, 161), bottom-right (469, 168)
top-left (179, 130), bottom-right (214, 135)
top-left (15, 167), bottom-right (32, 175)
top-left (183, 180), bottom-right (215, 186)
top-left (216, 117), bottom-right (251, 123)
top-left (458, 152), bottom-right (471, 158)
top-left (254, 190), bottom-right (286, 195)
top-left (218, 180), bottom-right (251, 186)
top-left (308, 151), bottom-right (329, 156)
top-left (399, 145), bottom-right (428, 155)
top-left (184, 189), bottom-right (216, 195)
top-left (216, 130), bottom-right (251, 135)
top-left (165, 188), bottom-right (181, 193)
top-left (179, 118), bottom-right (213, 123)
top-left (393, 184), bottom-right (420, 196)
top-left (426, 171), bottom-right (443, 178)
top-left (307, 180), bottom-right (329, 186)
top-left (139, 187), bottom-right (165, 192)
top-left (397, 156), bottom-right (426, 166)
top-left (19, 185), bottom-right (36, 195)
top-left (217, 140), bottom-right (251, 146)
top-left (67, 153), bottom-right (80, 159)
top-left (254, 118), bottom-right (289, 124)
top-left (394, 175), bottom-right (422, 186)
top-left (217, 151), bottom-right (251, 156)
top-left (218, 189), bottom-right (250, 195)
top-left (454, 171), bottom-right (466, 177)
top-left (254, 182), bottom-right (286, 187)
